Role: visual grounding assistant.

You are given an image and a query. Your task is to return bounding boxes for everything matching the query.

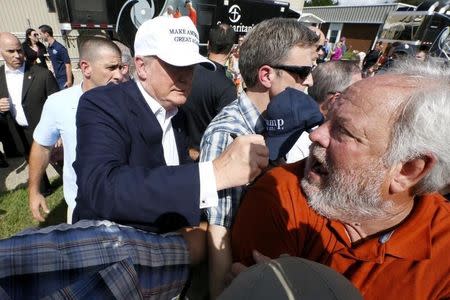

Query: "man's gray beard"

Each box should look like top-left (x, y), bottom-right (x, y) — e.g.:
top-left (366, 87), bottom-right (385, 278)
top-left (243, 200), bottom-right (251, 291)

top-left (301, 148), bottom-right (394, 223)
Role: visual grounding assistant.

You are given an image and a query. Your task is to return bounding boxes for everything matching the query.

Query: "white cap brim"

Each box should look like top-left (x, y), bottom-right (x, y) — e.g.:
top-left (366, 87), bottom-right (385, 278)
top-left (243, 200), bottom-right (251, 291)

top-left (157, 51), bottom-right (216, 71)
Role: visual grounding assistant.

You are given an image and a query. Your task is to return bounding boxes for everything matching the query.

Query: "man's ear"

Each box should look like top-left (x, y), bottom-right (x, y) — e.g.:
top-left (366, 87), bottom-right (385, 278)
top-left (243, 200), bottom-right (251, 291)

top-left (79, 60), bottom-right (90, 78)
top-left (134, 56), bottom-right (148, 80)
top-left (320, 92), bottom-right (340, 116)
top-left (389, 154), bottom-right (436, 194)
top-left (257, 65), bottom-right (274, 89)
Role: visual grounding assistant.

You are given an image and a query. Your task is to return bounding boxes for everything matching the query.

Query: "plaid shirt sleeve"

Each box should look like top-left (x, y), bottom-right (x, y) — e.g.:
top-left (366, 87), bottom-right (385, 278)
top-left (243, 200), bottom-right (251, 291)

top-left (200, 130), bottom-right (243, 228)
top-left (0, 220), bottom-right (189, 299)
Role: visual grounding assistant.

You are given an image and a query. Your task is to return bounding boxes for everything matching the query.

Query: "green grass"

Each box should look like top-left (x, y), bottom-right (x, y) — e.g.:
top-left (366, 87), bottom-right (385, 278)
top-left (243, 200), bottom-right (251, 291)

top-left (0, 178), bottom-right (67, 239)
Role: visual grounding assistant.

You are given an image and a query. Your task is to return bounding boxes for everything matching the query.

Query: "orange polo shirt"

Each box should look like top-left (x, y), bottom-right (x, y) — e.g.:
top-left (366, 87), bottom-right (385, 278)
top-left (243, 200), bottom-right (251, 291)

top-left (232, 161), bottom-right (450, 300)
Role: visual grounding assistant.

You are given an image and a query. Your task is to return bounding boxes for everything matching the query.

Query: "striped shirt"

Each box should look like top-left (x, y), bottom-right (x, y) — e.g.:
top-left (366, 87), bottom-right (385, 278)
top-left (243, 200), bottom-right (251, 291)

top-left (200, 92), bottom-right (265, 228)
top-left (0, 220), bottom-right (189, 299)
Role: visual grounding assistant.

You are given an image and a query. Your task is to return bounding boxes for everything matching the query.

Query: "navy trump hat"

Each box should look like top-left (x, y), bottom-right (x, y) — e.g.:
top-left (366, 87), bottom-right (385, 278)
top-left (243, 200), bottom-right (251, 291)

top-left (265, 88), bottom-right (324, 161)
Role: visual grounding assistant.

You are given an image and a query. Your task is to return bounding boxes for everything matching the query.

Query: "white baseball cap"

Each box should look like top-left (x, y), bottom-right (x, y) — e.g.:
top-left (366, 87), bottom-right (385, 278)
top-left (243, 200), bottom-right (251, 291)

top-left (134, 16), bottom-right (215, 70)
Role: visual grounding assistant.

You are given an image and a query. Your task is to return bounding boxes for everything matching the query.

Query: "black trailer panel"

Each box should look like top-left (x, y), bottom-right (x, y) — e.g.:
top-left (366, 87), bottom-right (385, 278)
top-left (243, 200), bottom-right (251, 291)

top-left (214, 0), bottom-right (298, 36)
top-left (55, 0), bottom-right (299, 50)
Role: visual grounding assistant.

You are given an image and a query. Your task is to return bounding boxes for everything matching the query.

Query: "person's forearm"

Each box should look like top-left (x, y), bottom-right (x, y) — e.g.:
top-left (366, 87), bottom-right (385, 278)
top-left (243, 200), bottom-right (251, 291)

top-left (208, 224), bottom-right (232, 298)
top-left (178, 221), bottom-right (208, 265)
top-left (65, 64), bottom-right (72, 85)
top-left (28, 142), bottom-right (52, 195)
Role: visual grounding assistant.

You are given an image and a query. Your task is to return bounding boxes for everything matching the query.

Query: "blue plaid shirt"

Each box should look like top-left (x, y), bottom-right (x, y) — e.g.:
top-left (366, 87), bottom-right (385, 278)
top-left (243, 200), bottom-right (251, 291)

top-left (0, 220), bottom-right (189, 299)
top-left (200, 92), bottom-right (265, 228)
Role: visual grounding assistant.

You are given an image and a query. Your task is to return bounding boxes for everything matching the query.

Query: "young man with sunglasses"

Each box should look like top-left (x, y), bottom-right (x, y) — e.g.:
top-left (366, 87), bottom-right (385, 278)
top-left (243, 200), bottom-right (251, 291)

top-left (199, 18), bottom-right (319, 297)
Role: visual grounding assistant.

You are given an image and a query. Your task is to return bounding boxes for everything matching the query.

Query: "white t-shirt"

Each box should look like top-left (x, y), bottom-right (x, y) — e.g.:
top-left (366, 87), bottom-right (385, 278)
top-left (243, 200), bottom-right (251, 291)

top-left (33, 84), bottom-right (83, 211)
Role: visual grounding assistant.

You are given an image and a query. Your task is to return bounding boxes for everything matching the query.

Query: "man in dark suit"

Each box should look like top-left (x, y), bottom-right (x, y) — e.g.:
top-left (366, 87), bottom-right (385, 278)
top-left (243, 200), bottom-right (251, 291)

top-left (0, 32), bottom-right (59, 192)
top-left (73, 16), bottom-right (269, 237)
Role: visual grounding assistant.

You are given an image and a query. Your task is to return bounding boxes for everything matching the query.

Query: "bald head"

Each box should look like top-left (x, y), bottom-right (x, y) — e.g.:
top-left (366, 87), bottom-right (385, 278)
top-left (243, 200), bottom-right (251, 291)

top-left (0, 32), bottom-right (20, 48)
top-left (360, 73), bottom-right (443, 121)
top-left (353, 62), bottom-right (450, 195)
top-left (355, 74), bottom-right (417, 103)
top-left (0, 32), bottom-right (24, 69)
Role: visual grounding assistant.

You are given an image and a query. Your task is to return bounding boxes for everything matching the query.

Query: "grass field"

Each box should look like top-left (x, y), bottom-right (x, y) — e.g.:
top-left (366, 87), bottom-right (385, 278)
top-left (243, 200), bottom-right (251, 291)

top-left (0, 178), bottom-right (66, 239)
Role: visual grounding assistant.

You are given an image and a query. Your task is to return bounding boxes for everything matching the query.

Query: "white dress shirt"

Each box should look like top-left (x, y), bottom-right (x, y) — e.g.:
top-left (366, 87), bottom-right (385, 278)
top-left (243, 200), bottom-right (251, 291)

top-left (4, 63), bottom-right (27, 126)
top-left (136, 81), bottom-right (218, 209)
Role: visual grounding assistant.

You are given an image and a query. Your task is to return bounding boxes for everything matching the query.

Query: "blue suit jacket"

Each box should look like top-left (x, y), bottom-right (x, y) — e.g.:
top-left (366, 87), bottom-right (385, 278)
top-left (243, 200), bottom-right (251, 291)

top-left (73, 81), bottom-right (200, 232)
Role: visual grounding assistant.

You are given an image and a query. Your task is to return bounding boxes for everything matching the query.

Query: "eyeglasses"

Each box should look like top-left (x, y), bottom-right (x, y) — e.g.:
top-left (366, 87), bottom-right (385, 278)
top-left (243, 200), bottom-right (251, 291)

top-left (270, 64), bottom-right (313, 80)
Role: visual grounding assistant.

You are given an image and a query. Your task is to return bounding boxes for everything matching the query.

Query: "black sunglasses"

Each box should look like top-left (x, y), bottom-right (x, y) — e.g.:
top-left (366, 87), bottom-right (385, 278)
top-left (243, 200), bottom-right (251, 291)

top-left (270, 64), bottom-right (313, 80)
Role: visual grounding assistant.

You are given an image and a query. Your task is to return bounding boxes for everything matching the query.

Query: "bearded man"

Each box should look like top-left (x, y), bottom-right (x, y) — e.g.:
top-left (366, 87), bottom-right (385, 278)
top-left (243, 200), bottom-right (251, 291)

top-left (231, 61), bottom-right (450, 300)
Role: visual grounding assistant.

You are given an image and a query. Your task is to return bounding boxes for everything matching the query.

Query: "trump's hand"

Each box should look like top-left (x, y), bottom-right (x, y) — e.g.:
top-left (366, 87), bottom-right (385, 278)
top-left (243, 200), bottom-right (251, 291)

top-left (213, 134), bottom-right (269, 191)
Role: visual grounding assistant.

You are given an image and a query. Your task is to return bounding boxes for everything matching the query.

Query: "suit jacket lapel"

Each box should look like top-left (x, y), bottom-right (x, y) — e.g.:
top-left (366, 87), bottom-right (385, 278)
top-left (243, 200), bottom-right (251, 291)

top-left (172, 111), bottom-right (191, 164)
top-left (127, 81), bottom-right (192, 164)
top-left (127, 81), bottom-right (165, 155)
top-left (21, 64), bottom-right (34, 103)
top-left (0, 66), bottom-right (9, 98)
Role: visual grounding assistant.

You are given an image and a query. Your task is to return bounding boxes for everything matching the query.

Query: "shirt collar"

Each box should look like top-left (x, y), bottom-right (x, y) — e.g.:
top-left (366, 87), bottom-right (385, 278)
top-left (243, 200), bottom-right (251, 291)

top-left (135, 79), bottom-right (178, 121)
top-left (383, 196), bottom-right (434, 260)
top-left (237, 92), bottom-right (266, 134)
top-left (4, 63), bottom-right (25, 74)
top-left (327, 195), bottom-right (435, 262)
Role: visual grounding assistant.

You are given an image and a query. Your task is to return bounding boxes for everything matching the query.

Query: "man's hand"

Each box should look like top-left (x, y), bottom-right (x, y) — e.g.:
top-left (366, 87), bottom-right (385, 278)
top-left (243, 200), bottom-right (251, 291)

top-left (213, 134), bottom-right (268, 191)
top-left (225, 250), bottom-right (272, 287)
top-left (28, 142), bottom-right (53, 221)
top-left (29, 192), bottom-right (50, 222)
top-left (63, 81), bottom-right (73, 88)
top-left (0, 97), bottom-right (10, 112)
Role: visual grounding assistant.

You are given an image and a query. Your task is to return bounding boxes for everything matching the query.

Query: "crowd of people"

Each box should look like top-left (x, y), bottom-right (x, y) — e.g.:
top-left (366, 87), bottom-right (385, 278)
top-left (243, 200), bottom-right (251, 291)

top-left (315, 35), bottom-right (436, 79)
top-left (164, 0), bottom-right (197, 25)
top-left (0, 14), bottom-right (449, 300)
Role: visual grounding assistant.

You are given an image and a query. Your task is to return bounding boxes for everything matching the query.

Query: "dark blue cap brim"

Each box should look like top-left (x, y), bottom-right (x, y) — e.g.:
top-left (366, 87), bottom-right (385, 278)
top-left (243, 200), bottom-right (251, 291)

top-left (266, 129), bottom-right (305, 161)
